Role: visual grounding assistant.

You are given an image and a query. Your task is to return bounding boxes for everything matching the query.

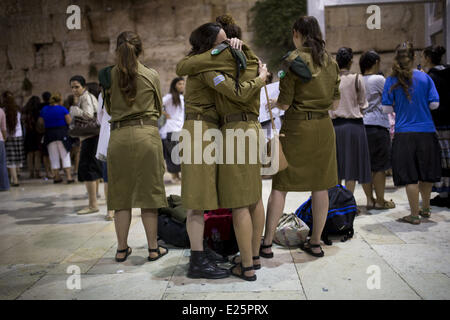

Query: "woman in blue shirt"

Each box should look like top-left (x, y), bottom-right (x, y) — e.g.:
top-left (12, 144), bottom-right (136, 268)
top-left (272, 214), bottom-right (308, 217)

top-left (38, 92), bottom-right (74, 183)
top-left (382, 42), bottom-right (441, 224)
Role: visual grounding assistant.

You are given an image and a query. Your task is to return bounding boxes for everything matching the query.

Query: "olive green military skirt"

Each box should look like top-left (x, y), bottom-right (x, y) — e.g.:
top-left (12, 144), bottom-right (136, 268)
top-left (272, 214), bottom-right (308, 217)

top-left (218, 121), bottom-right (262, 208)
top-left (272, 116), bottom-right (338, 192)
top-left (107, 125), bottom-right (167, 210)
top-left (181, 119), bottom-right (220, 210)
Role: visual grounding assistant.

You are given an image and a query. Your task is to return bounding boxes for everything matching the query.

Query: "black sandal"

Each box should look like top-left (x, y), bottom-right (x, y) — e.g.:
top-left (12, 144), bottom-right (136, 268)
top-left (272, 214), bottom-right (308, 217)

top-left (300, 240), bottom-right (324, 258)
top-left (230, 255), bottom-right (261, 270)
top-left (230, 263), bottom-right (257, 281)
top-left (148, 246), bottom-right (168, 261)
top-left (259, 241), bottom-right (274, 259)
top-left (115, 246), bottom-right (132, 262)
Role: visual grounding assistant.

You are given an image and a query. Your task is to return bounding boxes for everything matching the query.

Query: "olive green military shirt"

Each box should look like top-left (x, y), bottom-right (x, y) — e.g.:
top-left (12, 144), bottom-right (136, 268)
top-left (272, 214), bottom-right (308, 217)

top-left (278, 47), bottom-right (340, 114)
top-left (177, 44), bottom-right (263, 117)
top-left (106, 61), bottom-right (162, 122)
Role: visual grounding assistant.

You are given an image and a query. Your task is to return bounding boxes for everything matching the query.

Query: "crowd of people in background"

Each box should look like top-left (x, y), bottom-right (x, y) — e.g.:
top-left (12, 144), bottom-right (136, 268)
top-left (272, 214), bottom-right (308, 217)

top-left (0, 13), bottom-right (449, 281)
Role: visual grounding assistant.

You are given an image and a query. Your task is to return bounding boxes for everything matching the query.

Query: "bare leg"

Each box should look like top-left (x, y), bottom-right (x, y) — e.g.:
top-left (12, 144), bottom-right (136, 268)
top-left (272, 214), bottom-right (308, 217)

top-left (27, 153), bottom-right (34, 178)
top-left (232, 206), bottom-right (254, 277)
top-left (345, 180), bottom-right (356, 194)
top-left (52, 169), bottom-right (61, 181)
top-left (310, 190), bottom-right (329, 254)
top-left (86, 181), bottom-right (98, 209)
top-left (34, 151), bottom-right (41, 177)
top-left (234, 199), bottom-right (265, 265)
top-left (373, 171), bottom-right (386, 207)
top-left (141, 208), bottom-right (167, 258)
top-left (114, 209), bottom-right (132, 259)
top-left (63, 167), bottom-right (73, 181)
top-left (405, 184), bottom-right (420, 217)
top-left (43, 156), bottom-right (53, 178)
top-left (419, 181), bottom-right (433, 210)
top-left (362, 181), bottom-right (374, 207)
top-left (104, 182), bottom-right (114, 218)
top-left (8, 167), bottom-right (18, 184)
top-left (261, 189), bottom-right (287, 256)
top-left (186, 209), bottom-right (204, 251)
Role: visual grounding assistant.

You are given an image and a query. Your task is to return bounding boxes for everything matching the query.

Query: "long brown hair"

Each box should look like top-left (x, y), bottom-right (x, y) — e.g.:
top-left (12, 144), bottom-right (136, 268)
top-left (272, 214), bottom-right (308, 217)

top-left (115, 31), bottom-right (143, 106)
top-left (293, 16), bottom-right (327, 67)
top-left (2, 91), bottom-right (20, 135)
top-left (390, 42), bottom-right (414, 101)
top-left (169, 77), bottom-right (184, 107)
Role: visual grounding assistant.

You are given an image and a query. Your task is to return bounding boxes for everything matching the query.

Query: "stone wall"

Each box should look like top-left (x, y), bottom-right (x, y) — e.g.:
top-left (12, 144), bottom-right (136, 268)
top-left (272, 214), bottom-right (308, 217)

top-left (1, 1), bottom-right (441, 106)
top-left (0, 0), bottom-right (258, 105)
top-left (324, 2), bottom-right (444, 75)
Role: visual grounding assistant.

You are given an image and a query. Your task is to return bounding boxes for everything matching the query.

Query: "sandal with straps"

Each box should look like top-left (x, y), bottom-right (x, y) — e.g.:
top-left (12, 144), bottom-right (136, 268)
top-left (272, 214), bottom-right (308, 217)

top-left (419, 208), bottom-right (431, 218)
top-left (115, 246), bottom-right (132, 262)
top-left (230, 255), bottom-right (261, 270)
top-left (259, 240), bottom-right (274, 259)
top-left (300, 239), bottom-right (324, 258)
top-left (148, 246), bottom-right (168, 261)
top-left (398, 215), bottom-right (421, 225)
top-left (230, 263), bottom-right (257, 282)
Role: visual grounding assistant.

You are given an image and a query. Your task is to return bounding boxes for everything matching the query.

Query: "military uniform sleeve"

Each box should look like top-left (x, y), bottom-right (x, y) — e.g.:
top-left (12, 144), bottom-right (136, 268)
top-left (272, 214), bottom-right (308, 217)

top-left (277, 71), bottom-right (296, 106)
top-left (176, 49), bottom-right (238, 77)
top-left (199, 71), bottom-right (265, 103)
top-left (142, 71), bottom-right (163, 116)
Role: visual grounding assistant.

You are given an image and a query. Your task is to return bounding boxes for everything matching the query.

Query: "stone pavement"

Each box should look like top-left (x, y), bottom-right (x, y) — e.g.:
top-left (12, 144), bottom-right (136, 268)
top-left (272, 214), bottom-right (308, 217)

top-left (0, 174), bottom-right (449, 300)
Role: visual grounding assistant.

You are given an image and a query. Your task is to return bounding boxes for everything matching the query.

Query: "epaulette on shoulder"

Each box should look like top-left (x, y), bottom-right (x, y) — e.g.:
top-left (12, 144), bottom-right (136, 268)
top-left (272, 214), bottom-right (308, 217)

top-left (278, 51), bottom-right (312, 82)
top-left (211, 42), bottom-right (247, 70)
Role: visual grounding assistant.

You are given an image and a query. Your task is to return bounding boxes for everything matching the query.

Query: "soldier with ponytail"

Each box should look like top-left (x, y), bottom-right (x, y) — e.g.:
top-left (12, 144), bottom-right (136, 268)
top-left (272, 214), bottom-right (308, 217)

top-left (101, 31), bottom-right (168, 263)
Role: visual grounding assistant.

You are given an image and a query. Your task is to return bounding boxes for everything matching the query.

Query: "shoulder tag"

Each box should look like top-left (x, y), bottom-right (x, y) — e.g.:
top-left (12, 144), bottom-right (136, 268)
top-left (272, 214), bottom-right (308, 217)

top-left (211, 42), bottom-right (229, 56)
top-left (278, 51), bottom-right (312, 82)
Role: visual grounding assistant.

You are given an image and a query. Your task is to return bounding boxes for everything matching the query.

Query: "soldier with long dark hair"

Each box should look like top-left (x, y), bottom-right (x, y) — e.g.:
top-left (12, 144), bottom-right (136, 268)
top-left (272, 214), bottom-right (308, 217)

top-left (102, 31), bottom-right (168, 263)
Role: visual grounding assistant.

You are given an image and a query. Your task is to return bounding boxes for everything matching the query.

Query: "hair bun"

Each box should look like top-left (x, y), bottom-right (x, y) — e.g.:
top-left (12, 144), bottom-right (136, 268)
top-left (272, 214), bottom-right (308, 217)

top-left (216, 14), bottom-right (236, 26)
top-left (436, 46), bottom-right (446, 56)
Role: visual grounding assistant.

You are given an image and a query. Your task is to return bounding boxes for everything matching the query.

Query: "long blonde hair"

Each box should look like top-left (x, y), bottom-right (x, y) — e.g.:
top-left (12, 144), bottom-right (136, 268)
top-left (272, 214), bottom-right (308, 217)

top-left (390, 42), bottom-right (414, 101)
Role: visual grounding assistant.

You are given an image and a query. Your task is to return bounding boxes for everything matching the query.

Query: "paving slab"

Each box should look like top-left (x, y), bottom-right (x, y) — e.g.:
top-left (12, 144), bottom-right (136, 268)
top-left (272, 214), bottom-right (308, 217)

top-left (17, 272), bottom-right (169, 300)
top-left (293, 235), bottom-right (421, 300)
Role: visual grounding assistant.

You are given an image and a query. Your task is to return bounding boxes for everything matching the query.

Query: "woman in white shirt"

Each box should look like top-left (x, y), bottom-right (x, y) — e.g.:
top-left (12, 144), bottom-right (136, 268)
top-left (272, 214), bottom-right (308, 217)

top-left (3, 91), bottom-right (25, 187)
top-left (161, 77), bottom-right (185, 183)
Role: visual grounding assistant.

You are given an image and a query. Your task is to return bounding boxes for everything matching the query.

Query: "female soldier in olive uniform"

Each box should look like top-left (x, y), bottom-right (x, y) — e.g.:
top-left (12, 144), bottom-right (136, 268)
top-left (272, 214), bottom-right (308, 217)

top-left (177, 31), bottom-right (268, 280)
top-left (177, 23), bottom-right (267, 279)
top-left (102, 31), bottom-right (168, 263)
top-left (261, 16), bottom-right (341, 258)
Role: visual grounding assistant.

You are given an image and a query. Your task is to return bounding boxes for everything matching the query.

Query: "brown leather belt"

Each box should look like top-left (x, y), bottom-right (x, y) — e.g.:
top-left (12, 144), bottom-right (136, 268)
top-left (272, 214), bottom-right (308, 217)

top-left (285, 111), bottom-right (329, 121)
top-left (111, 117), bottom-right (158, 131)
top-left (222, 112), bottom-right (259, 124)
top-left (185, 112), bottom-right (219, 125)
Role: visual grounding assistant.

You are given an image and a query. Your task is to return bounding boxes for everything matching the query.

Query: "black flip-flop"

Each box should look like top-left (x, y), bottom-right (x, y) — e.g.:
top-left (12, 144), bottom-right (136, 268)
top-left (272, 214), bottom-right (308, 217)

top-left (300, 240), bottom-right (324, 258)
top-left (115, 246), bottom-right (132, 262)
top-left (148, 246), bottom-right (168, 261)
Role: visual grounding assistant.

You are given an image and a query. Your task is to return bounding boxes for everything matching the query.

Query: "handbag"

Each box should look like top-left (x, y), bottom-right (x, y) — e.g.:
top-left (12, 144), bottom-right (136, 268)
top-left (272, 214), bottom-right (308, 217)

top-left (68, 93), bottom-right (100, 137)
top-left (273, 212), bottom-right (310, 247)
top-left (68, 114), bottom-right (100, 137)
top-left (262, 84), bottom-right (288, 174)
